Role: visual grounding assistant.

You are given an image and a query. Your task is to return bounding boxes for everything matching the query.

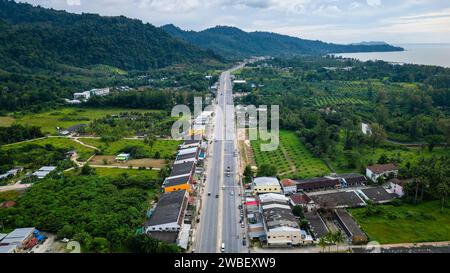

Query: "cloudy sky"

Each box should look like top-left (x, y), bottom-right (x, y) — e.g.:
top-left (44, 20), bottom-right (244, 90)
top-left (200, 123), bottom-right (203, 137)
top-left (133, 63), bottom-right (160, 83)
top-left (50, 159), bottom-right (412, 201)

top-left (20, 0), bottom-right (450, 44)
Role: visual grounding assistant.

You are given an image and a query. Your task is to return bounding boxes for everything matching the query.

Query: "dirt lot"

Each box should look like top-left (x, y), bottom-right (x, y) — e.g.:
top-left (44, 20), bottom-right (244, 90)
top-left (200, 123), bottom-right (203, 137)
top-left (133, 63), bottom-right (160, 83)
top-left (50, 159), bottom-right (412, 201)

top-left (89, 155), bottom-right (167, 169)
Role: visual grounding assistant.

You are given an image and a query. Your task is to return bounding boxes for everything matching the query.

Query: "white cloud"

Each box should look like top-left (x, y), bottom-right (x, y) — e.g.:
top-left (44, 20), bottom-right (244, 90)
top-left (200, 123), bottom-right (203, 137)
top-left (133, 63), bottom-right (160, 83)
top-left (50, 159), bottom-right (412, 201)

top-left (18, 0), bottom-right (450, 43)
top-left (366, 0), bottom-right (381, 7)
top-left (66, 0), bottom-right (81, 6)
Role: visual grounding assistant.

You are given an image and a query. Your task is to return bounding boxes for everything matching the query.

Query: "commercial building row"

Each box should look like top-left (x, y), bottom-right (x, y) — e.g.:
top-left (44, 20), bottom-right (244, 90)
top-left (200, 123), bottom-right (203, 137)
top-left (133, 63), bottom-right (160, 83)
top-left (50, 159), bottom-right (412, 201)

top-left (144, 111), bottom-right (213, 250)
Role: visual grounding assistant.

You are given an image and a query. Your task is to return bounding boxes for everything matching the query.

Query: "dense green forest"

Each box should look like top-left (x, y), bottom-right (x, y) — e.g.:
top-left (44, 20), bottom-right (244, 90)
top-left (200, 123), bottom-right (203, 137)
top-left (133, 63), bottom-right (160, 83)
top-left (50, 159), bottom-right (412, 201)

top-left (162, 24), bottom-right (403, 59)
top-left (0, 0), bottom-right (223, 112)
top-left (0, 124), bottom-right (43, 145)
top-left (0, 0), bottom-right (220, 72)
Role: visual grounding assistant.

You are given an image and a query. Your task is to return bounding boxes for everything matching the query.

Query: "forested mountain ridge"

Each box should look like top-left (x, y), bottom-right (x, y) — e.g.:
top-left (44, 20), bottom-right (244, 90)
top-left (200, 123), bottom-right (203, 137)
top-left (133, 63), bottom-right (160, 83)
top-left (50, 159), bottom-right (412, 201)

top-left (0, 0), bottom-right (221, 73)
top-left (161, 24), bottom-right (404, 58)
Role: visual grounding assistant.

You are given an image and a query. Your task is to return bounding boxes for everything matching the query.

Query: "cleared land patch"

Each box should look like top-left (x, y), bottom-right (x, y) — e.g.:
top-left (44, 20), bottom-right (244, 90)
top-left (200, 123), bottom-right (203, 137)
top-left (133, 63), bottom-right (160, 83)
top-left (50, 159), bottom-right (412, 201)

top-left (79, 138), bottom-right (180, 160)
top-left (349, 200), bottom-right (450, 244)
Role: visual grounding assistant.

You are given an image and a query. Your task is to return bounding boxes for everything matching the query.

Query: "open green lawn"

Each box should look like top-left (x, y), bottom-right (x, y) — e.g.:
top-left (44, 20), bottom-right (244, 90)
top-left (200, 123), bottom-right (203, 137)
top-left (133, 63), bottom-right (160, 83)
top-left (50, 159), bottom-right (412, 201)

top-left (0, 116), bottom-right (15, 127)
top-left (251, 130), bottom-right (330, 178)
top-left (79, 138), bottom-right (181, 159)
top-left (349, 200), bottom-right (450, 244)
top-left (2, 137), bottom-right (96, 161)
top-left (15, 107), bottom-right (161, 134)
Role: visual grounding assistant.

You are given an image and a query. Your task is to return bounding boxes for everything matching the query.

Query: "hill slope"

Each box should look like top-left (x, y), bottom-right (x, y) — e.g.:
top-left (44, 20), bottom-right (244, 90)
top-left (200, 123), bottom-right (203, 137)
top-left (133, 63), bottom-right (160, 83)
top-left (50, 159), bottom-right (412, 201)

top-left (162, 24), bottom-right (404, 58)
top-left (0, 0), bottom-right (220, 73)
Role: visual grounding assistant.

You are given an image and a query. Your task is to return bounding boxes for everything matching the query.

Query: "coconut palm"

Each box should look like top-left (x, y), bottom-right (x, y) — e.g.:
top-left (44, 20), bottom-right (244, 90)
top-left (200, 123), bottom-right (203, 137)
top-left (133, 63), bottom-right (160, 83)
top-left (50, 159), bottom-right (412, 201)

top-left (325, 231), bottom-right (334, 252)
top-left (333, 230), bottom-right (344, 252)
top-left (318, 237), bottom-right (327, 253)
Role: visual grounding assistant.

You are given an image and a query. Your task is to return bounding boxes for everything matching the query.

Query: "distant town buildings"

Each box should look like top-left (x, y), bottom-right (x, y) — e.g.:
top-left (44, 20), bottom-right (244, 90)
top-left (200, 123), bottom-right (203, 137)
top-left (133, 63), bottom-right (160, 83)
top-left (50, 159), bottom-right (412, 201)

top-left (0, 167), bottom-right (23, 180)
top-left (70, 88), bottom-right (110, 102)
top-left (32, 166), bottom-right (56, 179)
top-left (233, 80), bottom-right (247, 84)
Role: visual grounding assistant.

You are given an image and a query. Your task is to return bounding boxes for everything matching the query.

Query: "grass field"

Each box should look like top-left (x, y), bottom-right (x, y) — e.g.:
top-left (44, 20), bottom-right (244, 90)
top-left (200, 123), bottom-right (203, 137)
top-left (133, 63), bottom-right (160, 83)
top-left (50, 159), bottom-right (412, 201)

top-left (15, 107), bottom-right (161, 134)
top-left (348, 200), bottom-right (450, 244)
top-left (92, 167), bottom-right (160, 179)
top-left (89, 156), bottom-right (167, 168)
top-left (251, 130), bottom-right (330, 178)
top-left (0, 116), bottom-right (15, 127)
top-left (2, 137), bottom-right (96, 161)
top-left (79, 138), bottom-right (181, 159)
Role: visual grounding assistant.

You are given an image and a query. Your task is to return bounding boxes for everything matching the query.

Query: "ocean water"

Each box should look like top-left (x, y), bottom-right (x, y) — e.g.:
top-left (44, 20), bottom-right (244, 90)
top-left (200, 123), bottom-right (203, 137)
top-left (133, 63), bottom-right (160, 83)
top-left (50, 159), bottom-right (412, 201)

top-left (335, 43), bottom-right (450, 68)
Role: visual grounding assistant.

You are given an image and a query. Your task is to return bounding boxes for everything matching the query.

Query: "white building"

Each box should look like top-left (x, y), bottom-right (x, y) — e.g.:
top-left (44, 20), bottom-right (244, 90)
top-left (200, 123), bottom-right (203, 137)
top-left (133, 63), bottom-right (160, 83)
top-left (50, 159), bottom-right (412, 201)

top-left (366, 163), bottom-right (398, 182)
top-left (259, 193), bottom-right (313, 246)
top-left (90, 88), bottom-right (110, 96)
top-left (73, 91), bottom-right (91, 101)
top-left (280, 179), bottom-right (297, 195)
top-left (33, 166), bottom-right (56, 179)
top-left (253, 177), bottom-right (282, 194)
top-left (64, 99), bottom-right (81, 104)
top-left (233, 80), bottom-right (247, 84)
top-left (388, 178), bottom-right (409, 197)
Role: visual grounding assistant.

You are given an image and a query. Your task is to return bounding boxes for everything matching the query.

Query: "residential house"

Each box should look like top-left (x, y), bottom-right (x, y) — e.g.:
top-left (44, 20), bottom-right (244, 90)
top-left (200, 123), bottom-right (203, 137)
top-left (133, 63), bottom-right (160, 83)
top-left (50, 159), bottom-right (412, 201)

top-left (252, 177), bottom-right (282, 194)
top-left (365, 163), bottom-right (398, 182)
top-left (280, 179), bottom-right (297, 195)
top-left (289, 193), bottom-right (317, 212)
top-left (388, 178), bottom-right (410, 197)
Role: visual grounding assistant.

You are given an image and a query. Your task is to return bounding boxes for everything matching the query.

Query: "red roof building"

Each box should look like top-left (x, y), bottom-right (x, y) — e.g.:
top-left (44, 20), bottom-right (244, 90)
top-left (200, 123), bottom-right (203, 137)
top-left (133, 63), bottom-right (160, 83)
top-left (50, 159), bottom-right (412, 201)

top-left (0, 201), bottom-right (16, 208)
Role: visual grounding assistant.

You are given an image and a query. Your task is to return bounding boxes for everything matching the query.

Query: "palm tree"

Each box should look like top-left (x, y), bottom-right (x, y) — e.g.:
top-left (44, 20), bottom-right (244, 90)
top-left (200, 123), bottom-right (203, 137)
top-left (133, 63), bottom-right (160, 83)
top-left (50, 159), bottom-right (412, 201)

top-left (318, 237), bottom-right (327, 253)
top-left (436, 180), bottom-right (449, 212)
top-left (333, 230), bottom-right (344, 252)
top-left (325, 231), bottom-right (334, 252)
